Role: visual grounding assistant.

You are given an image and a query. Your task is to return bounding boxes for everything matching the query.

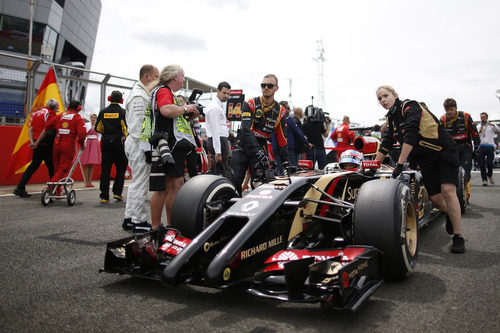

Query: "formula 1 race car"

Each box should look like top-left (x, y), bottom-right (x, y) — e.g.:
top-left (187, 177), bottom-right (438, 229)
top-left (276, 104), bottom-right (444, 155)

top-left (102, 159), bottom-right (441, 311)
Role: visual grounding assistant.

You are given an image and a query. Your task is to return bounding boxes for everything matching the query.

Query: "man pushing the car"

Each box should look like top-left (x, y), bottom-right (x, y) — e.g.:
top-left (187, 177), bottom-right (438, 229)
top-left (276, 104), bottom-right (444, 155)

top-left (229, 74), bottom-right (289, 194)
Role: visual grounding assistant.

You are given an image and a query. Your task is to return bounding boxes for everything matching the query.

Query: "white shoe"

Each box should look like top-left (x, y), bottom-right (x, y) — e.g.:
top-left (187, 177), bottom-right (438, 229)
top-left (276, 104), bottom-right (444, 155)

top-left (482, 180), bottom-right (488, 186)
top-left (488, 176), bottom-right (495, 184)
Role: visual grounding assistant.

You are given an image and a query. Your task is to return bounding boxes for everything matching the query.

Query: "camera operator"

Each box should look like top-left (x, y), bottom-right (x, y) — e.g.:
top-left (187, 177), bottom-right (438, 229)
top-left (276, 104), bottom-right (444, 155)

top-left (229, 74), bottom-right (288, 194)
top-left (148, 65), bottom-right (199, 229)
top-left (302, 105), bottom-right (331, 170)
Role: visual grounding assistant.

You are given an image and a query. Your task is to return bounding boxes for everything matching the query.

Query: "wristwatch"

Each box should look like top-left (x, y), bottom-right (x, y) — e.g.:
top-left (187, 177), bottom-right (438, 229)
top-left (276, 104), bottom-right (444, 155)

top-left (183, 105), bottom-right (187, 114)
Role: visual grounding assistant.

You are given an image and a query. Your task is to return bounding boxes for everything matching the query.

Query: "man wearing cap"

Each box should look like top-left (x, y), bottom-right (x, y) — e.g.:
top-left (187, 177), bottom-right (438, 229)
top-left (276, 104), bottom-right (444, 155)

top-left (95, 91), bottom-right (128, 203)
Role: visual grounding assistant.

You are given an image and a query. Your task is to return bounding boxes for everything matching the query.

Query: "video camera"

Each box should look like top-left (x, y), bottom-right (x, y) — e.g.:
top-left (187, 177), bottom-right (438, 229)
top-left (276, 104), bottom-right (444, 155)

top-left (184, 88), bottom-right (205, 120)
top-left (305, 105), bottom-right (330, 123)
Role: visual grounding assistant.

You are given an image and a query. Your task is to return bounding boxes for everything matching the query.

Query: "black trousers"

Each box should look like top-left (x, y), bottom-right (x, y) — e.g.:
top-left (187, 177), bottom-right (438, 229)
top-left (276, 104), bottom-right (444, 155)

top-left (207, 136), bottom-right (230, 176)
top-left (229, 146), bottom-right (264, 195)
top-left (99, 141), bottom-right (128, 199)
top-left (16, 144), bottom-right (54, 190)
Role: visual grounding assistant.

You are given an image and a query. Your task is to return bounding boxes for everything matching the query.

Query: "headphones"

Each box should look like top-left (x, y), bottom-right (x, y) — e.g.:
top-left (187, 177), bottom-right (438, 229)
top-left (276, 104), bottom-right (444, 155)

top-left (76, 105), bottom-right (82, 112)
top-left (108, 95), bottom-right (124, 104)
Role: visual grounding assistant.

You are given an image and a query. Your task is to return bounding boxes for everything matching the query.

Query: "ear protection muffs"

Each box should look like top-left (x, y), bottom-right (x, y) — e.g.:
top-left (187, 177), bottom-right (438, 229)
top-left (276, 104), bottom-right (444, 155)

top-left (108, 95), bottom-right (124, 104)
top-left (76, 105), bottom-right (82, 112)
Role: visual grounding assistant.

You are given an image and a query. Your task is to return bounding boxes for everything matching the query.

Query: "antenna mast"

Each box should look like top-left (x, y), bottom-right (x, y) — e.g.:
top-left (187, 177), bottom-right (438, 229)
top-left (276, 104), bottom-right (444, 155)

top-left (313, 40), bottom-right (326, 108)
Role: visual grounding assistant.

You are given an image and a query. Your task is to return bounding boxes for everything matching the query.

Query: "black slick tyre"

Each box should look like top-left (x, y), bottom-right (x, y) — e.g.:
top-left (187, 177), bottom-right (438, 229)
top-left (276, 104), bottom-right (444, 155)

top-left (171, 175), bottom-right (238, 238)
top-left (353, 178), bottom-right (418, 280)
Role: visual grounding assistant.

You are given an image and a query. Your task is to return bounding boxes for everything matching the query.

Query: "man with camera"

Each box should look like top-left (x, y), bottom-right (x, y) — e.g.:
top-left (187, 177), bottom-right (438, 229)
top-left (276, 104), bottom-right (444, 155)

top-left (229, 74), bottom-right (288, 194)
top-left (302, 105), bottom-right (331, 170)
top-left (147, 65), bottom-right (199, 230)
top-left (122, 65), bottom-right (159, 233)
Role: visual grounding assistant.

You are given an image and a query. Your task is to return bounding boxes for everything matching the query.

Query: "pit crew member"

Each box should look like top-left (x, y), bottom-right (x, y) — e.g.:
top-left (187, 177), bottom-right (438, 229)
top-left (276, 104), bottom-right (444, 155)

top-left (229, 74), bottom-right (288, 194)
top-left (440, 98), bottom-right (479, 197)
top-left (14, 99), bottom-right (59, 197)
top-left (374, 85), bottom-right (464, 254)
top-left (46, 100), bottom-right (86, 190)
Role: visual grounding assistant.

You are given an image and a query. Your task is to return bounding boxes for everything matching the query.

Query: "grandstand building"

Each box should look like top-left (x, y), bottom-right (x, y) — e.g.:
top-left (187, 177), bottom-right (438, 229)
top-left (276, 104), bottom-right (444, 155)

top-left (0, 0), bottom-right (102, 123)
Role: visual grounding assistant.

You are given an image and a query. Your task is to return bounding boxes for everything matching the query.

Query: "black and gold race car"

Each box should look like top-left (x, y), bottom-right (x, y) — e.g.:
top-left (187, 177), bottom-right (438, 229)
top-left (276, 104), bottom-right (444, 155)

top-left (102, 153), bottom-right (445, 311)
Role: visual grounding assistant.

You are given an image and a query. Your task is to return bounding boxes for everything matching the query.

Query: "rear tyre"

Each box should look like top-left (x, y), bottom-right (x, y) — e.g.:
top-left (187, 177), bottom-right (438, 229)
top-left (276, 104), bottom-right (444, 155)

top-left (353, 178), bottom-right (418, 280)
top-left (171, 175), bottom-right (238, 238)
top-left (456, 166), bottom-right (467, 214)
top-left (67, 190), bottom-right (76, 206)
top-left (41, 189), bottom-right (51, 206)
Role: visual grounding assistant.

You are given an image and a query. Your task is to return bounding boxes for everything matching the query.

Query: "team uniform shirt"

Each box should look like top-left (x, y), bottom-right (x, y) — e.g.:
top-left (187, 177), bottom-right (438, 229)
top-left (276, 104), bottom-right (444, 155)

top-left (330, 122), bottom-right (355, 148)
top-left (239, 97), bottom-right (288, 161)
top-left (30, 107), bottom-right (57, 145)
top-left (204, 96), bottom-right (228, 154)
top-left (46, 110), bottom-right (86, 147)
top-left (95, 103), bottom-right (128, 143)
top-left (440, 111), bottom-right (480, 148)
top-left (379, 99), bottom-right (456, 159)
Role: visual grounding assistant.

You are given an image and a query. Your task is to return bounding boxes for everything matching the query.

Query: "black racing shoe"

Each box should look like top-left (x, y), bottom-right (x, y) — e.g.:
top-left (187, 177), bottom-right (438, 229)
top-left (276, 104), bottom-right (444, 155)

top-left (450, 235), bottom-right (465, 254)
top-left (113, 194), bottom-right (124, 201)
top-left (122, 218), bottom-right (134, 231)
top-left (13, 188), bottom-right (31, 198)
top-left (133, 221), bottom-right (152, 233)
top-left (445, 215), bottom-right (453, 235)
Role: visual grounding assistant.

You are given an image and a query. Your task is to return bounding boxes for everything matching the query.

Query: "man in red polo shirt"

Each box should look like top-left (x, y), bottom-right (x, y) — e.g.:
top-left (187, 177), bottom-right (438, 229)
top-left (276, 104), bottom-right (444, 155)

top-left (13, 99), bottom-right (59, 198)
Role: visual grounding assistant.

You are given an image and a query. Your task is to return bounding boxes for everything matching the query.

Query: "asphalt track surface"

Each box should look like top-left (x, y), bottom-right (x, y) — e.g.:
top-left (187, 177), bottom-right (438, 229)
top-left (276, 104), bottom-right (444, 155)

top-left (0, 171), bottom-right (499, 333)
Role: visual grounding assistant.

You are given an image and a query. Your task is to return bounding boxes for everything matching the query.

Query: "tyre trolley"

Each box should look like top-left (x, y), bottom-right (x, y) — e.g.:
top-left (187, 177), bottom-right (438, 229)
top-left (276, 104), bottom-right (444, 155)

top-left (41, 147), bottom-right (84, 206)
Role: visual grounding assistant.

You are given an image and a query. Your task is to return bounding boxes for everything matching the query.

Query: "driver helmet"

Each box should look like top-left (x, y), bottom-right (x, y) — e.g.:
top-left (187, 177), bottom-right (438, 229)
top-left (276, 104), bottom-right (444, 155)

top-left (339, 149), bottom-right (364, 171)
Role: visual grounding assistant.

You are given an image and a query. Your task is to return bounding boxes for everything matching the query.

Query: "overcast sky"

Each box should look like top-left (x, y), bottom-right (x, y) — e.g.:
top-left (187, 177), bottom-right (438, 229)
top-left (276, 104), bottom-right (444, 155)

top-left (89, 0), bottom-right (500, 126)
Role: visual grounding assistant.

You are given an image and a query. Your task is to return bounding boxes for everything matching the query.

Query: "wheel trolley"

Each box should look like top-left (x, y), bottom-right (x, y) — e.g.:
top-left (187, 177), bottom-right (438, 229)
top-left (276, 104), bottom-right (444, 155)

top-left (41, 147), bottom-right (84, 206)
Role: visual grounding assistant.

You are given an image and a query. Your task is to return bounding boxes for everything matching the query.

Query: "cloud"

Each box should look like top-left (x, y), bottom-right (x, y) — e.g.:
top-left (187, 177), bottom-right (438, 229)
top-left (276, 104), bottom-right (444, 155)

top-left (136, 31), bottom-right (208, 51)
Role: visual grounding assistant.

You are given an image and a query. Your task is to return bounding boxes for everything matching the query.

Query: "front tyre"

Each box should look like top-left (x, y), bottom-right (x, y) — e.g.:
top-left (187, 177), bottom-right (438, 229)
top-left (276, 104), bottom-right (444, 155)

top-left (353, 179), bottom-right (418, 280)
top-left (171, 175), bottom-right (238, 238)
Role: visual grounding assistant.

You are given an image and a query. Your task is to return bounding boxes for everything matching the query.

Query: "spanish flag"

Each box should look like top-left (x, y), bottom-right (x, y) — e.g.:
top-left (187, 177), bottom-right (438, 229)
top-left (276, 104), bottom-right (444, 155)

top-left (3, 66), bottom-right (65, 179)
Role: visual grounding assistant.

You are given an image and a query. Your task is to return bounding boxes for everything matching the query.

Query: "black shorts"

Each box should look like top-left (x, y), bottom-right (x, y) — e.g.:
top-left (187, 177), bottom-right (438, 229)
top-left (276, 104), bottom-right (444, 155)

top-left (149, 139), bottom-right (196, 191)
top-left (416, 148), bottom-right (459, 196)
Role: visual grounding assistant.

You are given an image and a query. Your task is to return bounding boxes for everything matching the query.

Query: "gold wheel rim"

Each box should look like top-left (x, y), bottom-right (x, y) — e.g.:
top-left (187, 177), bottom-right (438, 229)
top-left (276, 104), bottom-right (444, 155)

top-left (405, 202), bottom-right (418, 257)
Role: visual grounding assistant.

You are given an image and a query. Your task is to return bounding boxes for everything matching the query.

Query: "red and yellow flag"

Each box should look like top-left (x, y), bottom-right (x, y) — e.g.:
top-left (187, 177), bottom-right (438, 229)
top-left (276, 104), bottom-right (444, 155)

top-left (4, 66), bottom-right (65, 179)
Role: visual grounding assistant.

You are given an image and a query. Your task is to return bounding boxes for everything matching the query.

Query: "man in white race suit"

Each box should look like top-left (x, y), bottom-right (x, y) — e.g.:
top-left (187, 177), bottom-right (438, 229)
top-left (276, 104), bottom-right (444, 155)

top-left (122, 64), bottom-right (159, 232)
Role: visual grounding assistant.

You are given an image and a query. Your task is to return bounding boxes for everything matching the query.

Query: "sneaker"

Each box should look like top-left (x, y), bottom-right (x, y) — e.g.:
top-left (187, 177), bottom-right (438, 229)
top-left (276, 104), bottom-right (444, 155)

top-left (450, 235), bottom-right (465, 253)
top-left (133, 221), bottom-right (152, 233)
top-left (488, 176), bottom-right (495, 185)
top-left (482, 180), bottom-right (488, 186)
top-left (100, 198), bottom-right (109, 204)
top-left (13, 188), bottom-right (31, 198)
top-left (122, 218), bottom-right (134, 231)
top-left (445, 215), bottom-right (453, 235)
top-left (113, 194), bottom-right (124, 201)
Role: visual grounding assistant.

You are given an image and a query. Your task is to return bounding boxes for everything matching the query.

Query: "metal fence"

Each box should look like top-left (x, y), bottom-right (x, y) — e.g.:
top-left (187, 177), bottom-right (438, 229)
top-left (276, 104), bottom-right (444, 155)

top-left (0, 51), bottom-right (217, 125)
top-left (0, 51), bottom-right (137, 124)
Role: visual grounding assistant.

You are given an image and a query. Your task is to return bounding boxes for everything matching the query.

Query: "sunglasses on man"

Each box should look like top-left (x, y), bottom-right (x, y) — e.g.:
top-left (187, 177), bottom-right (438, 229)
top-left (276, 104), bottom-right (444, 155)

top-left (260, 83), bottom-right (276, 89)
